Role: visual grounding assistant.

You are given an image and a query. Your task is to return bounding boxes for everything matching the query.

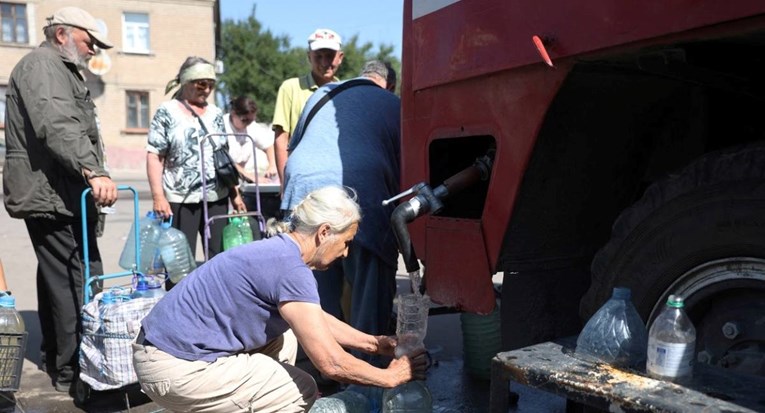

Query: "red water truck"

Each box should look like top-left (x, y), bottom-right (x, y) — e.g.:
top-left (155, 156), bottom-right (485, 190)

top-left (393, 0), bottom-right (765, 379)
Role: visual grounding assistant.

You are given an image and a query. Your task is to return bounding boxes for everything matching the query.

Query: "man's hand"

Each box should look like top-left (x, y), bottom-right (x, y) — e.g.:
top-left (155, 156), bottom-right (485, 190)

top-left (88, 176), bottom-right (118, 207)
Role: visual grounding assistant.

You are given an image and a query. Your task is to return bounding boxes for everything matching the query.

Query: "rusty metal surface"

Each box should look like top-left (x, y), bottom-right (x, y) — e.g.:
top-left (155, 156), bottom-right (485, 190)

top-left (492, 339), bottom-right (765, 413)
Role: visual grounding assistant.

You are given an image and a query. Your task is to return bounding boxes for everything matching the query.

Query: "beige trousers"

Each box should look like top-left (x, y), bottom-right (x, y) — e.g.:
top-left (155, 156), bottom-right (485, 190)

top-left (132, 330), bottom-right (317, 412)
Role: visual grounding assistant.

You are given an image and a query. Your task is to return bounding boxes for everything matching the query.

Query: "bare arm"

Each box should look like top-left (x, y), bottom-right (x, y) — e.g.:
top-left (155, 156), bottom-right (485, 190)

top-left (264, 145), bottom-right (277, 180)
top-left (273, 127), bottom-right (289, 194)
top-left (234, 163), bottom-right (256, 184)
top-left (280, 301), bottom-right (426, 387)
top-left (146, 152), bottom-right (171, 218)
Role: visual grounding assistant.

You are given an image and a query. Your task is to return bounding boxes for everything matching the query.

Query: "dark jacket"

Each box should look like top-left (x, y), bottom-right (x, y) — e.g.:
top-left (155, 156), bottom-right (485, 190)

top-left (3, 42), bottom-right (109, 221)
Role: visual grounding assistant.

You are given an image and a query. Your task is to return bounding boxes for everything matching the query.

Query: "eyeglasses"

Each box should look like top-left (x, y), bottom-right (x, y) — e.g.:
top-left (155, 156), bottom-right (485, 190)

top-left (193, 80), bottom-right (216, 91)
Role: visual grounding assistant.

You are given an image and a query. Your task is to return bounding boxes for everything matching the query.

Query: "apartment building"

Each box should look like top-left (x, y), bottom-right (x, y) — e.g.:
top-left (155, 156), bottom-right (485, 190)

top-left (0, 0), bottom-right (220, 172)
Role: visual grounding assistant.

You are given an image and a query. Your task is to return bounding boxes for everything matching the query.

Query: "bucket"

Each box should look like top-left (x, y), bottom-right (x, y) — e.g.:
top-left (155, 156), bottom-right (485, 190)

top-left (460, 301), bottom-right (501, 380)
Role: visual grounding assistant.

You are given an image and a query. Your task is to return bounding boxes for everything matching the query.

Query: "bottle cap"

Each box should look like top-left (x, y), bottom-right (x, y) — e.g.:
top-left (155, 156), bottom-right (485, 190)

top-left (667, 295), bottom-right (684, 308)
top-left (0, 294), bottom-right (15, 308)
top-left (136, 279), bottom-right (149, 291)
top-left (101, 291), bottom-right (116, 304)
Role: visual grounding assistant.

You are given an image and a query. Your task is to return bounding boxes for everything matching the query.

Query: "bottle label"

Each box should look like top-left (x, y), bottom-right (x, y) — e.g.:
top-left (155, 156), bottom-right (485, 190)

top-left (647, 339), bottom-right (695, 377)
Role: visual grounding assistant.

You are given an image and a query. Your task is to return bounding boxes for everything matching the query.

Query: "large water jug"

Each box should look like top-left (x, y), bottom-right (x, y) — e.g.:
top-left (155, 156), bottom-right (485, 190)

top-left (131, 276), bottom-right (166, 299)
top-left (309, 389), bottom-right (370, 412)
top-left (576, 287), bottom-right (647, 369)
top-left (158, 219), bottom-right (196, 284)
top-left (223, 216), bottom-right (253, 251)
top-left (119, 211), bottom-right (161, 271)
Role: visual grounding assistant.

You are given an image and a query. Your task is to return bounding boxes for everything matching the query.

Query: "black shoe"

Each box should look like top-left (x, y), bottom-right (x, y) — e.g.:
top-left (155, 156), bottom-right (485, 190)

top-left (0, 391), bottom-right (15, 412)
top-left (55, 367), bottom-right (75, 393)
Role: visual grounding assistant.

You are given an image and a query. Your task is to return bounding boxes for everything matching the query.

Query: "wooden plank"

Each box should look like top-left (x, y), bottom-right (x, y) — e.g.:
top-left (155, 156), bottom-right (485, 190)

top-left (490, 338), bottom-right (765, 412)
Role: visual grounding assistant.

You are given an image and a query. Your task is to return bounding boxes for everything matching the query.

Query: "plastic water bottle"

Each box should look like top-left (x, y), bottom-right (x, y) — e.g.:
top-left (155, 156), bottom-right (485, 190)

top-left (158, 220), bottom-right (197, 284)
top-left (346, 385), bottom-right (383, 413)
top-left (309, 389), bottom-right (370, 412)
top-left (382, 381), bottom-right (432, 413)
top-left (223, 216), bottom-right (253, 251)
top-left (575, 287), bottom-right (648, 369)
top-left (132, 275), bottom-right (166, 299)
top-left (382, 293), bottom-right (432, 413)
top-left (119, 211), bottom-right (160, 271)
top-left (0, 293), bottom-right (25, 389)
top-left (0, 294), bottom-right (24, 334)
top-left (646, 295), bottom-right (696, 382)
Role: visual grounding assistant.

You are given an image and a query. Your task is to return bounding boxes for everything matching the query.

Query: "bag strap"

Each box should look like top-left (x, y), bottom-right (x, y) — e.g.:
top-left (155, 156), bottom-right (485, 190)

top-left (292, 78), bottom-right (379, 146)
top-left (179, 99), bottom-right (211, 138)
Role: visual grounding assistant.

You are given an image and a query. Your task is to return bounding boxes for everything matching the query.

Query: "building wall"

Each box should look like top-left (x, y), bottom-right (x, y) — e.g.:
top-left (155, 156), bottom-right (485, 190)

top-left (0, 0), bottom-right (217, 172)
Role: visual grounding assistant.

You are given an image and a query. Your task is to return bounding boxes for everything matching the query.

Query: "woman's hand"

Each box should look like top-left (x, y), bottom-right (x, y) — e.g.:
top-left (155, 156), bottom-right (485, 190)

top-left (375, 335), bottom-right (398, 357)
top-left (152, 196), bottom-right (172, 219)
top-left (264, 164), bottom-right (277, 179)
top-left (387, 349), bottom-right (429, 384)
top-left (230, 191), bottom-right (247, 213)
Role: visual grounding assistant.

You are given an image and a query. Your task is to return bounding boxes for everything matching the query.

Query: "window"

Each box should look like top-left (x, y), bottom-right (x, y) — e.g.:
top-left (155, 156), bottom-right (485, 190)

top-left (1, 2), bottom-right (27, 44)
top-left (123, 12), bottom-right (149, 53)
top-left (126, 91), bottom-right (149, 129)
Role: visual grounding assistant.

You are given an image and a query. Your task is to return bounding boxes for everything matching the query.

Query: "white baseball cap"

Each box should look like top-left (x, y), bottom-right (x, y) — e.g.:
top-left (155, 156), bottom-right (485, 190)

top-left (307, 28), bottom-right (342, 51)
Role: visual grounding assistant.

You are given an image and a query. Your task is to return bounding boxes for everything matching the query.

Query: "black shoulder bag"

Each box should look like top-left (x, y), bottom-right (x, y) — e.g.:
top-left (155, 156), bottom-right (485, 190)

top-left (180, 100), bottom-right (240, 188)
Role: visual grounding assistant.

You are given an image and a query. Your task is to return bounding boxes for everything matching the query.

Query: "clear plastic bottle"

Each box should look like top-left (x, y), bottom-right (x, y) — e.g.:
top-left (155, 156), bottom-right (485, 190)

top-left (0, 294), bottom-right (25, 389)
top-left (646, 295), bottom-right (696, 382)
top-left (131, 276), bottom-right (167, 299)
top-left (575, 287), bottom-right (648, 369)
top-left (346, 385), bottom-right (383, 413)
top-left (119, 211), bottom-right (160, 271)
top-left (309, 389), bottom-right (370, 412)
top-left (0, 294), bottom-right (24, 334)
top-left (158, 220), bottom-right (197, 284)
top-left (382, 381), bottom-right (432, 413)
top-left (382, 293), bottom-right (432, 413)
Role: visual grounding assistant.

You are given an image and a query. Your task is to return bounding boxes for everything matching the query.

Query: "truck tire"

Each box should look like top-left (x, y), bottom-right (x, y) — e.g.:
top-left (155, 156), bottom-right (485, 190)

top-left (581, 142), bottom-right (765, 376)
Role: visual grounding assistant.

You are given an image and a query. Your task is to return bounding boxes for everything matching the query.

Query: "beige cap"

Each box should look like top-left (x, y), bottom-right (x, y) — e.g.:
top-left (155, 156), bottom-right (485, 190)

top-left (47, 7), bottom-right (113, 49)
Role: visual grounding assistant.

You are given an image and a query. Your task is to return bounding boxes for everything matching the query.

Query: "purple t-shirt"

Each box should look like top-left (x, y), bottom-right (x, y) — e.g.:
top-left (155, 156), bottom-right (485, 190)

top-left (141, 234), bottom-right (320, 362)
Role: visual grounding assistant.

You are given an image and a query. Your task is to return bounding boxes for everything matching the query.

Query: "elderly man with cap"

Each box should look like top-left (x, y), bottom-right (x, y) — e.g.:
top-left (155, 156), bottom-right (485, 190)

top-left (272, 28), bottom-right (345, 191)
top-left (146, 56), bottom-right (246, 285)
top-left (3, 6), bottom-right (117, 392)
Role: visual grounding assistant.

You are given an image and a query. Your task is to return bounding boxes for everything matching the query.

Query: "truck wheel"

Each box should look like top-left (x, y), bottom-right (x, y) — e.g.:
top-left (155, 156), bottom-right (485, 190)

top-left (581, 143), bottom-right (765, 377)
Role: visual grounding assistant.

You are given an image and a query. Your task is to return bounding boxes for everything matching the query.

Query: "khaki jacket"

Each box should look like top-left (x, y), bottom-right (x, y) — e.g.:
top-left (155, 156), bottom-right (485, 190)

top-left (3, 42), bottom-right (108, 221)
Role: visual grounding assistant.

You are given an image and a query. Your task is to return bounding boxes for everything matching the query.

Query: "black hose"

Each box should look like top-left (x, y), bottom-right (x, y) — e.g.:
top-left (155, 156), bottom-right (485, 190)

top-left (391, 199), bottom-right (422, 273)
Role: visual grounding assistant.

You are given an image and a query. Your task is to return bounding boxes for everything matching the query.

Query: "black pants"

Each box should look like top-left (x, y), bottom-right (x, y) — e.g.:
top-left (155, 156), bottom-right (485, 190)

top-left (169, 197), bottom-right (227, 261)
top-left (25, 217), bottom-right (103, 375)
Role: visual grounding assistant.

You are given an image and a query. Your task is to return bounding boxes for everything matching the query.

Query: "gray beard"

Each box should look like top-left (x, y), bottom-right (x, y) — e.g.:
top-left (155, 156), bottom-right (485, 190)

top-left (61, 35), bottom-right (88, 69)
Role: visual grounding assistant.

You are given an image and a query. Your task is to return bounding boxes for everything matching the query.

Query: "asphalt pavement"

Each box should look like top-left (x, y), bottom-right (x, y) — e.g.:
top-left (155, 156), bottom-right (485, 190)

top-left (0, 171), bottom-right (566, 412)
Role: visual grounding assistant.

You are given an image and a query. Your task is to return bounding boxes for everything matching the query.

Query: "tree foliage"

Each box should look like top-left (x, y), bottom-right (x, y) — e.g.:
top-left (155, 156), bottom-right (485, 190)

top-left (218, 8), bottom-right (400, 123)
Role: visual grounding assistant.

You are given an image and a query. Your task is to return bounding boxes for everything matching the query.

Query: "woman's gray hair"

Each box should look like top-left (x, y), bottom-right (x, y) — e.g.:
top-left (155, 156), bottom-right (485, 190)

top-left (268, 186), bottom-right (361, 236)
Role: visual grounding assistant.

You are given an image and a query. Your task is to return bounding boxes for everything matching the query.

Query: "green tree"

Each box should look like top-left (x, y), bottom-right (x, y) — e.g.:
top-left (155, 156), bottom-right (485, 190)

top-left (218, 8), bottom-right (401, 123)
